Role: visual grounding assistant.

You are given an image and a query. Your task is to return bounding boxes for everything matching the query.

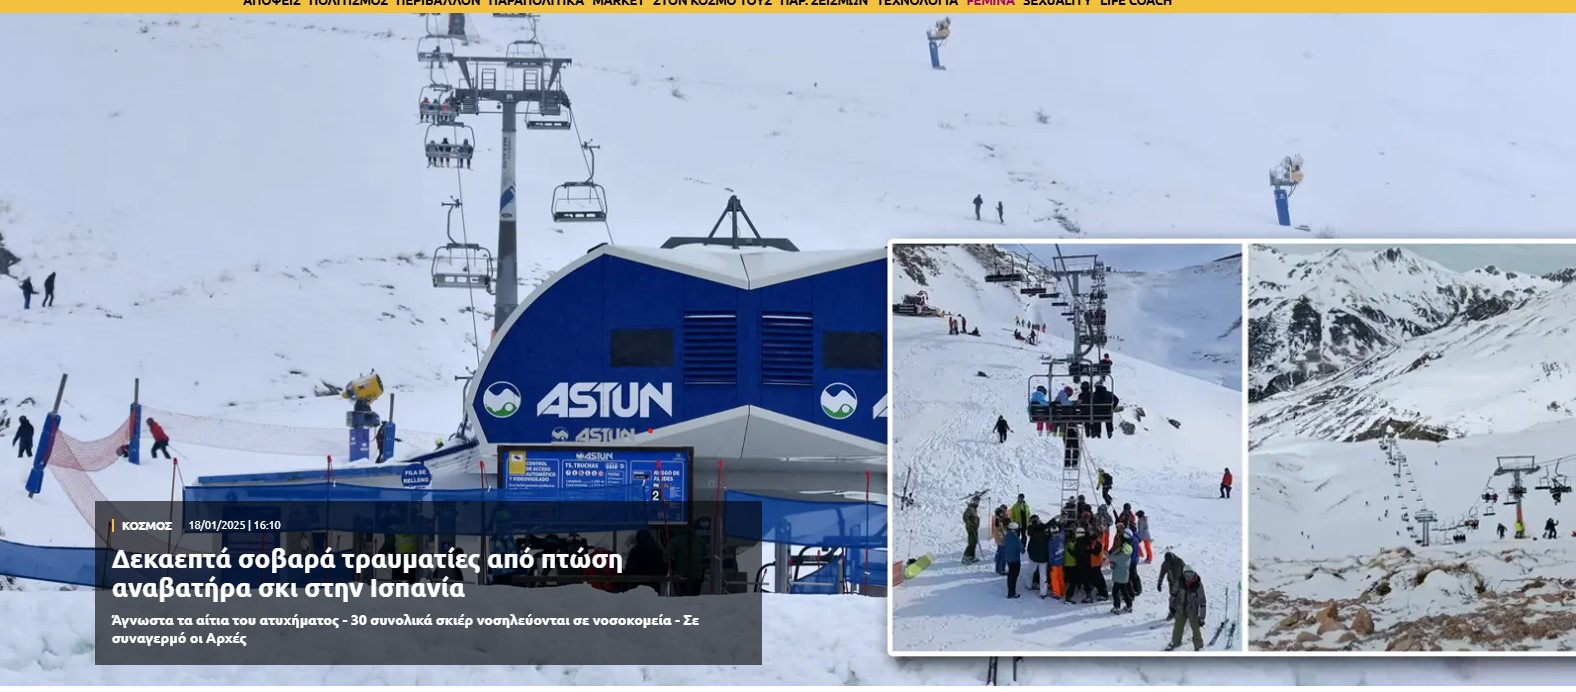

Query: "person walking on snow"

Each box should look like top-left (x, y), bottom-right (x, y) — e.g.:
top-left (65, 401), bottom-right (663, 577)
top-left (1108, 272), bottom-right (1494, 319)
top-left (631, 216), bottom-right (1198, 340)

top-left (1544, 518), bottom-right (1559, 540)
top-left (1515, 519), bottom-right (1526, 539)
top-left (1220, 468), bottom-right (1234, 499)
top-left (996, 201), bottom-right (1004, 224)
top-left (43, 272), bottom-right (55, 307)
top-left (1098, 469), bottom-right (1115, 507)
top-left (147, 418), bottom-right (172, 459)
top-left (960, 315), bottom-right (968, 333)
top-left (948, 315), bottom-right (958, 335)
top-left (1165, 569), bottom-right (1208, 651)
top-left (1010, 494), bottom-right (1030, 542)
top-left (972, 194), bottom-right (983, 221)
top-left (1108, 530), bottom-right (1135, 613)
top-left (962, 497), bottom-right (981, 563)
top-left (1497, 522), bottom-right (1507, 540)
top-left (12, 415), bottom-right (33, 459)
top-left (1002, 522), bottom-right (1023, 599)
top-left (20, 277), bottom-right (34, 310)
top-left (994, 415), bottom-right (1012, 443)
top-left (1158, 551), bottom-right (1187, 620)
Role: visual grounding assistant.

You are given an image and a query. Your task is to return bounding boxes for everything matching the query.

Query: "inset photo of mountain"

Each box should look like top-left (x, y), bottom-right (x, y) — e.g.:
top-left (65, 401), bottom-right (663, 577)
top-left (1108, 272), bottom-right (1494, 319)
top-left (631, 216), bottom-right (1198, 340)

top-left (889, 242), bottom-right (1244, 655)
top-left (1248, 242), bottom-right (1576, 652)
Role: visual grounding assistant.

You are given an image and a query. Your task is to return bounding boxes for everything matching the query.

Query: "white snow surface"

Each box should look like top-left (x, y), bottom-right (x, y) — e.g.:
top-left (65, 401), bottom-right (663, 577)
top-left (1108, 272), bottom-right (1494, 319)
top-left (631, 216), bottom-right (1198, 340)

top-left (890, 246), bottom-right (1243, 652)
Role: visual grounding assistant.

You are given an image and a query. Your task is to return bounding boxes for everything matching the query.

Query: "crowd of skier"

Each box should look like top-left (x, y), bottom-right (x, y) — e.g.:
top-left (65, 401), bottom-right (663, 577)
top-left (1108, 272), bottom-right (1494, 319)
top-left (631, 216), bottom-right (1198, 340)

top-left (960, 477), bottom-right (1216, 650)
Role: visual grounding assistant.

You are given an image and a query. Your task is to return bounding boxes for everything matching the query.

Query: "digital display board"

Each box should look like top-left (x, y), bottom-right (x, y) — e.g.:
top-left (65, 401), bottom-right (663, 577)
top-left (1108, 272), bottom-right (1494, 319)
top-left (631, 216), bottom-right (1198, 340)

top-left (498, 446), bottom-right (693, 526)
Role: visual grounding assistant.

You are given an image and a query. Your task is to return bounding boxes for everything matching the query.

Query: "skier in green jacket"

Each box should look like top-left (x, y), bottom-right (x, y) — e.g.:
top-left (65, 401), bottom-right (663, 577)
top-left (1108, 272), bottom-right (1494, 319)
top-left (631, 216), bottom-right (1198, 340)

top-left (963, 497), bottom-right (981, 563)
top-left (1009, 494), bottom-right (1030, 542)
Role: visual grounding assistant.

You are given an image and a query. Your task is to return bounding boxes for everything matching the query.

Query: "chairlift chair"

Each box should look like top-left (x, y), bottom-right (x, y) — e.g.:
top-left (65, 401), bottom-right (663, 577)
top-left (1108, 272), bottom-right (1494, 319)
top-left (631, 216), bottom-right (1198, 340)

top-left (1019, 286), bottom-right (1045, 296)
top-left (423, 13), bottom-right (463, 40)
top-left (551, 183), bottom-right (608, 222)
top-left (417, 35), bottom-right (456, 66)
top-left (505, 39), bottom-right (546, 60)
top-left (550, 141), bottom-right (607, 222)
top-left (420, 83), bottom-right (458, 124)
top-left (429, 198), bottom-right (494, 292)
top-left (984, 256), bottom-right (1024, 284)
top-left (424, 122), bottom-right (476, 168)
top-left (526, 92), bottom-right (573, 130)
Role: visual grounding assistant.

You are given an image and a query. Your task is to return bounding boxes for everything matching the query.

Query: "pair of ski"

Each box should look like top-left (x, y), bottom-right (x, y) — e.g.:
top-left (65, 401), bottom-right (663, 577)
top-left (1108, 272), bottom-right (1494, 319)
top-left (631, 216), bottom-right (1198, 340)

top-left (984, 656), bottom-right (1021, 686)
top-left (1206, 581), bottom-right (1238, 650)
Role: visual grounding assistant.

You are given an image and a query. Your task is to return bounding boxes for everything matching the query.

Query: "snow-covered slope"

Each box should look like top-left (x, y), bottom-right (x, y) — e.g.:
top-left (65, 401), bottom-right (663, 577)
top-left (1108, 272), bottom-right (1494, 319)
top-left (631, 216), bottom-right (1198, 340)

top-left (1097, 257), bottom-right (1243, 390)
top-left (1249, 424), bottom-right (1576, 651)
top-left (894, 245), bottom-right (1242, 389)
top-left (890, 246), bottom-right (1243, 652)
top-left (1249, 245), bottom-right (1576, 445)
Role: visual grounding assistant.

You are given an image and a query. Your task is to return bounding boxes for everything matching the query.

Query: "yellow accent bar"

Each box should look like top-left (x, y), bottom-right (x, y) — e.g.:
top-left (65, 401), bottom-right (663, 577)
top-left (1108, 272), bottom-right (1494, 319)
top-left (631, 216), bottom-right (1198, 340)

top-left (7, 2), bottom-right (1576, 13)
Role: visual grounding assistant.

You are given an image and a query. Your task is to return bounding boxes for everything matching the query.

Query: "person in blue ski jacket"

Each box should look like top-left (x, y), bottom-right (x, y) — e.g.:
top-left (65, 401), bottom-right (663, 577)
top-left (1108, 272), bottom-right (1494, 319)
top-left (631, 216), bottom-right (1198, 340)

top-left (1050, 386), bottom-right (1075, 437)
top-left (1002, 523), bottom-right (1023, 599)
top-left (1029, 386), bottom-right (1051, 435)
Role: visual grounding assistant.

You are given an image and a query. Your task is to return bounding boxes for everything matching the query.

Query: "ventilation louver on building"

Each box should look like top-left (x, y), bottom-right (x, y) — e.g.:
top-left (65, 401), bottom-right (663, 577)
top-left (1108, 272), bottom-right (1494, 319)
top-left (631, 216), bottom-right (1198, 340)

top-left (683, 312), bottom-right (738, 384)
top-left (762, 312), bottom-right (814, 386)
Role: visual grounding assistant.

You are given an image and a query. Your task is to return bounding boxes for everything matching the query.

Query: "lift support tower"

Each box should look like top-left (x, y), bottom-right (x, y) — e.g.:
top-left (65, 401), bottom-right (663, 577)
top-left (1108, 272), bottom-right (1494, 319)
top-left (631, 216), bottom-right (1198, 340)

top-left (441, 53), bottom-right (574, 333)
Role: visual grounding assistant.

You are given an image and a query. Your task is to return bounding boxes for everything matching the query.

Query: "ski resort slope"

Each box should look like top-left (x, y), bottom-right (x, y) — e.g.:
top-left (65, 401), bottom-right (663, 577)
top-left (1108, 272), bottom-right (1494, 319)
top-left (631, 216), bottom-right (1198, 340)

top-left (1250, 280), bottom-right (1576, 446)
top-left (889, 251), bottom-right (1243, 652)
top-left (6, 15), bottom-right (1576, 244)
top-left (1082, 258), bottom-right (1242, 390)
top-left (1252, 422), bottom-right (1576, 563)
top-left (1250, 425), bottom-right (1576, 651)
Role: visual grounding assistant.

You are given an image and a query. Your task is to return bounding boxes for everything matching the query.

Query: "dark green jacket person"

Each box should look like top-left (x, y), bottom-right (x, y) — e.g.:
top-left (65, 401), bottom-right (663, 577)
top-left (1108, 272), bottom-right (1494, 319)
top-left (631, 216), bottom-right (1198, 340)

top-left (963, 502), bottom-right (981, 562)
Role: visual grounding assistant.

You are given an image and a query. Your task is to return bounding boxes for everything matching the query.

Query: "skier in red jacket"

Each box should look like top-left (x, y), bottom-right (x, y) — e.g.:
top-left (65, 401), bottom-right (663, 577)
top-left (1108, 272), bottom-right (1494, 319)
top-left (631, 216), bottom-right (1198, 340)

top-left (1220, 468), bottom-right (1233, 499)
top-left (148, 418), bottom-right (172, 459)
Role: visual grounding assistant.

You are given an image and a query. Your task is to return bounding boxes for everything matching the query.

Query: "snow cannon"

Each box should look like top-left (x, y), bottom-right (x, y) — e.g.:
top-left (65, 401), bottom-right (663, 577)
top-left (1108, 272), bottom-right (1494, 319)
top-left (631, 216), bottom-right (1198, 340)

top-left (343, 373), bottom-right (385, 405)
top-left (343, 373), bottom-right (384, 462)
top-left (1269, 155), bottom-right (1303, 227)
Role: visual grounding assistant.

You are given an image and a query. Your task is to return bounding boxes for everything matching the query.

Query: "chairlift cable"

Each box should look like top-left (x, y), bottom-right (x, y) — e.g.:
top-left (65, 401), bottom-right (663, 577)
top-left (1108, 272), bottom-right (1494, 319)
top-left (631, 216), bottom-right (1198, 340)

top-left (436, 55), bottom-right (485, 366)
top-left (561, 73), bottom-right (616, 247)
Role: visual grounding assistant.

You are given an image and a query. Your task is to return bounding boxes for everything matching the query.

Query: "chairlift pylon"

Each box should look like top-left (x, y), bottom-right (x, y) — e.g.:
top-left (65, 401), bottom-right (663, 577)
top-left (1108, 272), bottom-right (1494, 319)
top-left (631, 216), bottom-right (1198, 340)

top-left (424, 122), bottom-right (475, 169)
top-left (430, 198), bottom-right (493, 292)
top-left (551, 141), bottom-right (607, 223)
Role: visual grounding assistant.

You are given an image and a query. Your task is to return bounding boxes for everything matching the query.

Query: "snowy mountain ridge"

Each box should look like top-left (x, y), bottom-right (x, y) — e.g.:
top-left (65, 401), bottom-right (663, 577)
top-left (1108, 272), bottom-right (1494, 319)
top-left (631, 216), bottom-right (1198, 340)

top-left (1248, 245), bottom-right (1576, 445)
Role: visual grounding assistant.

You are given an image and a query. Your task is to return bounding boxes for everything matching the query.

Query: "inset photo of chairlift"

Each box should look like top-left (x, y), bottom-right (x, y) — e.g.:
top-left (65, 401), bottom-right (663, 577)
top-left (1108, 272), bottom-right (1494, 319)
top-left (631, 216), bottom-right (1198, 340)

top-left (888, 240), bottom-right (1246, 655)
top-left (1247, 241), bottom-right (1576, 653)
